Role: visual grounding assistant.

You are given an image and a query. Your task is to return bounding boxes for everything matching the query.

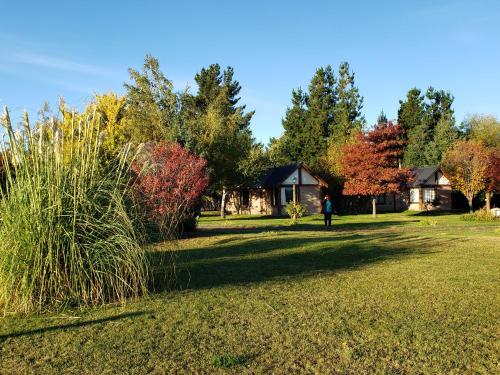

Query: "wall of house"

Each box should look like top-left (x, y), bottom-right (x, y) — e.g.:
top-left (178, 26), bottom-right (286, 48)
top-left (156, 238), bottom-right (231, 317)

top-left (226, 189), bottom-right (274, 215)
top-left (299, 185), bottom-right (322, 214)
top-left (376, 192), bottom-right (409, 212)
top-left (408, 186), bottom-right (452, 211)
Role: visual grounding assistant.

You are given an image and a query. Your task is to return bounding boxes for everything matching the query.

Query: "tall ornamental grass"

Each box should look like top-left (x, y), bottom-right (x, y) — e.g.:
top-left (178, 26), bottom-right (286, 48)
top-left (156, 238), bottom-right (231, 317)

top-left (0, 107), bottom-right (148, 313)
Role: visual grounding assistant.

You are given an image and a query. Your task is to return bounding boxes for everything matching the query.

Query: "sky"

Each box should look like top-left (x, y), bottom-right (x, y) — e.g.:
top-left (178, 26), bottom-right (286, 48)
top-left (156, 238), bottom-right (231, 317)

top-left (1, 0), bottom-right (499, 143)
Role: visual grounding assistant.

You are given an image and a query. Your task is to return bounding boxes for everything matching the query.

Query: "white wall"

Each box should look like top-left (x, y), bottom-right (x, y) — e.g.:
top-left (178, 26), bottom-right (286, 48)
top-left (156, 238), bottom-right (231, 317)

top-left (437, 171), bottom-right (449, 185)
top-left (282, 168), bottom-right (318, 185)
top-left (282, 170), bottom-right (299, 185)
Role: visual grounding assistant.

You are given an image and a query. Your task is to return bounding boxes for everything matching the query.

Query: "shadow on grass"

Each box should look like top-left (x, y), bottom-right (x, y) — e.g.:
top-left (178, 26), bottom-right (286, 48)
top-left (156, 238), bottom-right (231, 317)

top-left (0, 311), bottom-right (149, 342)
top-left (410, 210), bottom-right (467, 217)
top-left (188, 220), bottom-right (420, 239)
top-left (151, 230), bottom-right (448, 293)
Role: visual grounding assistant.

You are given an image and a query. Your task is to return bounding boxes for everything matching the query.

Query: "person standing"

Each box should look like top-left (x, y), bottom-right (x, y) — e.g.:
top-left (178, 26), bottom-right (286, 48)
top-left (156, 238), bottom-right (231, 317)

top-left (323, 195), bottom-right (333, 229)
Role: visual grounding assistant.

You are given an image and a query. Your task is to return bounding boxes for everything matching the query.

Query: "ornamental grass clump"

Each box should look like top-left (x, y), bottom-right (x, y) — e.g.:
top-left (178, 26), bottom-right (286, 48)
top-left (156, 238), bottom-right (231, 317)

top-left (0, 107), bottom-right (148, 313)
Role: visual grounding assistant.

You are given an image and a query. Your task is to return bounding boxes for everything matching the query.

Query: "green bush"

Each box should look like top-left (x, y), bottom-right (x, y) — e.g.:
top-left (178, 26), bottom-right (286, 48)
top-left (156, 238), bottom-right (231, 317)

top-left (0, 108), bottom-right (149, 313)
top-left (461, 210), bottom-right (499, 222)
top-left (285, 202), bottom-right (306, 224)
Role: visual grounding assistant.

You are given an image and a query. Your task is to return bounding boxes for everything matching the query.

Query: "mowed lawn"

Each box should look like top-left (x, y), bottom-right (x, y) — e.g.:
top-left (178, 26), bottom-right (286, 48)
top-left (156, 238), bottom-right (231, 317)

top-left (1, 212), bottom-right (499, 374)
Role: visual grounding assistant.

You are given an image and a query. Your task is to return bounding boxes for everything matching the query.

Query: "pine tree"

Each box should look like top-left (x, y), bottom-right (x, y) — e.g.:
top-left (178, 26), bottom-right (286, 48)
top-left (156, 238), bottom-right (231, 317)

top-left (400, 87), bottom-right (457, 167)
top-left (331, 62), bottom-right (365, 143)
top-left (377, 110), bottom-right (388, 124)
top-left (280, 88), bottom-right (309, 164)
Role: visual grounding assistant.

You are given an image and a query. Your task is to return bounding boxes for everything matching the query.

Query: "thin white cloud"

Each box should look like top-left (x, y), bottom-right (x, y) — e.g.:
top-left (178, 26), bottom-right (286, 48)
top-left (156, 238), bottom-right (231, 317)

top-left (12, 51), bottom-right (110, 77)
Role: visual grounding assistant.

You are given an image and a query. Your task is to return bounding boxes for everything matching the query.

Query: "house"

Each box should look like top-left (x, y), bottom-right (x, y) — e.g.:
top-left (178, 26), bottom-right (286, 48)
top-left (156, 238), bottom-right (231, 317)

top-left (226, 163), bottom-right (328, 215)
top-left (375, 166), bottom-right (458, 212)
top-left (407, 166), bottom-right (453, 210)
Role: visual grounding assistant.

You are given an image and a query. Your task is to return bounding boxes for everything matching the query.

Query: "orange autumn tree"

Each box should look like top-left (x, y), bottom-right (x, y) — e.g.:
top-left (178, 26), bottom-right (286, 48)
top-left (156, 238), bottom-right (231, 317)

top-left (340, 121), bottom-right (412, 217)
top-left (485, 149), bottom-right (500, 211)
top-left (441, 140), bottom-right (491, 213)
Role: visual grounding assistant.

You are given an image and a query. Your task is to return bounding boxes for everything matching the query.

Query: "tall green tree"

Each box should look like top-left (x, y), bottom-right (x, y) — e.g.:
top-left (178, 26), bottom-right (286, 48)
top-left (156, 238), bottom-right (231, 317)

top-left (124, 55), bottom-right (178, 143)
top-left (280, 88), bottom-right (309, 164)
top-left (331, 62), bottom-right (364, 143)
top-left (182, 64), bottom-right (255, 217)
top-left (400, 87), bottom-right (457, 166)
top-left (377, 110), bottom-right (388, 124)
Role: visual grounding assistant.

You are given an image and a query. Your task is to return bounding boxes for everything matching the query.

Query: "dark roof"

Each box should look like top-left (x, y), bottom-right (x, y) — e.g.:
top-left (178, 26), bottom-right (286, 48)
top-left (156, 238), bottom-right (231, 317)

top-left (410, 166), bottom-right (440, 187)
top-left (256, 163), bottom-right (300, 188)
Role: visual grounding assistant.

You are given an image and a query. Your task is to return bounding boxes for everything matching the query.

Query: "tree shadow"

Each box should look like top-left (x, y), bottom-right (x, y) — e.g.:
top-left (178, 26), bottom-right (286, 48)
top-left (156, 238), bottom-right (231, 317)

top-left (410, 210), bottom-right (466, 217)
top-left (151, 231), bottom-right (448, 293)
top-left (186, 220), bottom-right (420, 240)
top-left (0, 311), bottom-right (149, 342)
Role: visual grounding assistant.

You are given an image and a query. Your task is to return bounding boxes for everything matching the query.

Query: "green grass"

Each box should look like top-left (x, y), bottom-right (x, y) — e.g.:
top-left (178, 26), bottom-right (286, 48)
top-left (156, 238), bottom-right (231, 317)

top-left (1, 212), bottom-right (499, 374)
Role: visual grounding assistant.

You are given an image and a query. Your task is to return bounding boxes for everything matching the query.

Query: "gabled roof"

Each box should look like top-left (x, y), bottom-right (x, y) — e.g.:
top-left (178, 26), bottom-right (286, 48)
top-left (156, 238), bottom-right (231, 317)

top-left (256, 163), bottom-right (300, 188)
top-left (256, 163), bottom-right (327, 188)
top-left (410, 166), bottom-right (442, 187)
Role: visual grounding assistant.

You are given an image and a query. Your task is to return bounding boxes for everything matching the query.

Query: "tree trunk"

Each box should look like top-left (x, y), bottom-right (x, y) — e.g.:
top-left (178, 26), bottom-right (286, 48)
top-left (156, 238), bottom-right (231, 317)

top-left (486, 191), bottom-right (491, 212)
top-left (221, 187), bottom-right (227, 219)
top-left (467, 195), bottom-right (473, 213)
top-left (372, 196), bottom-right (377, 218)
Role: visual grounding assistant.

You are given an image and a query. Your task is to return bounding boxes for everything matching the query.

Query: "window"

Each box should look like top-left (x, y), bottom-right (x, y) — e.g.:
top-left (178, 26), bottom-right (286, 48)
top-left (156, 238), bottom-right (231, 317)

top-left (284, 187), bottom-right (293, 203)
top-left (423, 188), bottom-right (436, 203)
top-left (410, 189), bottom-right (419, 203)
top-left (242, 190), bottom-right (250, 207)
top-left (376, 194), bottom-right (386, 205)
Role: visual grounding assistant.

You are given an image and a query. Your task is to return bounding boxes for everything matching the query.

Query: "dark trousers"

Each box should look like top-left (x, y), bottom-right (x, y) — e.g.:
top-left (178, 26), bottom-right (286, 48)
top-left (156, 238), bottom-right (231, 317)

top-left (324, 212), bottom-right (332, 227)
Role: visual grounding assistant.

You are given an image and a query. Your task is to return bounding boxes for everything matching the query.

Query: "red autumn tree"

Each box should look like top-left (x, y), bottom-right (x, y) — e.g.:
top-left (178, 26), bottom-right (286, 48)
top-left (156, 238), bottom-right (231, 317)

top-left (340, 121), bottom-right (412, 217)
top-left (132, 142), bottom-right (209, 239)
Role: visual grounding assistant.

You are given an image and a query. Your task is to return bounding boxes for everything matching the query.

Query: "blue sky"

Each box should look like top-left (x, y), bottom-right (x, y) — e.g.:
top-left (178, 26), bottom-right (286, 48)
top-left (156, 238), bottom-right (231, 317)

top-left (1, 0), bottom-right (499, 143)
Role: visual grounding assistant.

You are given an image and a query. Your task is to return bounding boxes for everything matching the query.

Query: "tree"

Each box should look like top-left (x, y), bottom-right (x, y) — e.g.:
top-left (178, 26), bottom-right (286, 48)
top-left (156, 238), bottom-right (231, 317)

top-left (377, 110), bottom-right (388, 124)
top-left (124, 55), bottom-right (178, 143)
top-left (400, 87), bottom-right (457, 167)
top-left (91, 92), bottom-right (128, 156)
top-left (462, 114), bottom-right (500, 149)
top-left (132, 142), bottom-right (209, 239)
top-left (331, 62), bottom-right (365, 143)
top-left (279, 88), bottom-right (309, 164)
top-left (340, 122), bottom-right (411, 217)
top-left (485, 150), bottom-right (500, 211)
top-left (441, 140), bottom-right (491, 213)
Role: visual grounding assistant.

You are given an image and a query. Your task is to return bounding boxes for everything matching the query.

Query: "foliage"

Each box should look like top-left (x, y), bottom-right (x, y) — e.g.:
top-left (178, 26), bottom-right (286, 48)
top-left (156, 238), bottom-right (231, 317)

top-left (441, 140), bottom-right (491, 212)
top-left (400, 87), bottom-right (458, 167)
top-left (460, 209), bottom-right (499, 222)
top-left (91, 92), bottom-right (129, 156)
top-left (275, 62), bottom-right (364, 172)
top-left (181, 65), bottom-right (255, 217)
top-left (0, 108), bottom-right (148, 313)
top-left (124, 55), bottom-right (178, 143)
top-left (340, 122), bottom-right (412, 216)
top-left (485, 149), bottom-right (500, 193)
top-left (285, 202), bottom-right (307, 223)
top-left (462, 114), bottom-right (500, 149)
top-left (132, 142), bottom-right (209, 240)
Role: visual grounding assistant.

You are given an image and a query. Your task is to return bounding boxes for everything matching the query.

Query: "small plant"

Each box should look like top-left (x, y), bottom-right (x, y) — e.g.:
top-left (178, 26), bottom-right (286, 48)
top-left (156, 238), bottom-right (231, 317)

top-left (419, 218), bottom-right (438, 226)
top-left (212, 354), bottom-right (247, 368)
top-left (285, 202), bottom-right (306, 224)
top-left (461, 209), bottom-right (499, 222)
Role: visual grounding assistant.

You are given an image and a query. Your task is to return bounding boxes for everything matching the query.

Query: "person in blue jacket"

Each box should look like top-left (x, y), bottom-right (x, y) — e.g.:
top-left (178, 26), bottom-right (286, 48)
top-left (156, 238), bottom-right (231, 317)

top-left (323, 195), bottom-right (333, 228)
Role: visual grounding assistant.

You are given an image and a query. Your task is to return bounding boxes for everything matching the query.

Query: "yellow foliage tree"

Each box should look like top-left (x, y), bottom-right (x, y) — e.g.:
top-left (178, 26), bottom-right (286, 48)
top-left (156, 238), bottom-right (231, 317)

top-left (441, 140), bottom-right (491, 213)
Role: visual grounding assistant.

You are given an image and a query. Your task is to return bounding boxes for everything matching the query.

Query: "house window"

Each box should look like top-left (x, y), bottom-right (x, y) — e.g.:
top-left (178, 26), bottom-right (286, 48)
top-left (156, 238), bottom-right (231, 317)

top-left (376, 194), bottom-right (386, 205)
top-left (242, 190), bottom-right (250, 207)
top-left (410, 189), bottom-right (419, 203)
top-left (284, 187), bottom-right (293, 203)
top-left (423, 188), bottom-right (436, 203)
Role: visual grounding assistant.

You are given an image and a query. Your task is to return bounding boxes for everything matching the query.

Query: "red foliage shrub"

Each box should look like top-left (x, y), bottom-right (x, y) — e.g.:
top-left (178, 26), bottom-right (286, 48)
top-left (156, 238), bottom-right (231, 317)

top-left (132, 142), bottom-right (209, 238)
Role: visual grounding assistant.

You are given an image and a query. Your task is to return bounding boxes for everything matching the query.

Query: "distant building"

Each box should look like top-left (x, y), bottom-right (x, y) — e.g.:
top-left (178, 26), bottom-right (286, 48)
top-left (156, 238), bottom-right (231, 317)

top-left (371, 166), bottom-right (456, 212)
top-left (226, 163), bottom-right (328, 215)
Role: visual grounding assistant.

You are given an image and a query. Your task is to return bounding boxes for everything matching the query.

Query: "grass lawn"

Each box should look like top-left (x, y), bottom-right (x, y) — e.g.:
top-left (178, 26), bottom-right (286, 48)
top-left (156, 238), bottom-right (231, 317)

top-left (1, 212), bottom-right (499, 374)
